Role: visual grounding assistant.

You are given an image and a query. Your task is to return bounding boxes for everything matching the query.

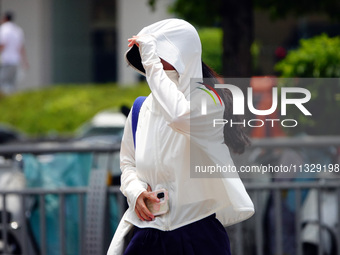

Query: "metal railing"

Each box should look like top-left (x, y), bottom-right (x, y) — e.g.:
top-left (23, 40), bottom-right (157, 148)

top-left (0, 137), bottom-right (339, 255)
top-left (0, 141), bottom-right (124, 255)
top-left (234, 181), bottom-right (340, 255)
top-left (228, 136), bottom-right (340, 255)
top-left (0, 187), bottom-right (125, 255)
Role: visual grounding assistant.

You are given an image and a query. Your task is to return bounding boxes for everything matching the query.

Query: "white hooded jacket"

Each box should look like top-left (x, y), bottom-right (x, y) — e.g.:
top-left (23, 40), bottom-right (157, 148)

top-left (107, 19), bottom-right (254, 255)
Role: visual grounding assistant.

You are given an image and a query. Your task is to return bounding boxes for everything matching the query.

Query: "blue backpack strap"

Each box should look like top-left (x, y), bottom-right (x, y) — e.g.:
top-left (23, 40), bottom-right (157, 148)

top-left (132, 96), bottom-right (147, 148)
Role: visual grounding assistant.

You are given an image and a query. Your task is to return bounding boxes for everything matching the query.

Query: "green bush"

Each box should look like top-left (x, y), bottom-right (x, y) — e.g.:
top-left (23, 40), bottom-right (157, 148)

top-left (275, 34), bottom-right (340, 77)
top-left (0, 83), bottom-right (151, 136)
top-left (275, 34), bottom-right (340, 135)
top-left (198, 27), bottom-right (223, 74)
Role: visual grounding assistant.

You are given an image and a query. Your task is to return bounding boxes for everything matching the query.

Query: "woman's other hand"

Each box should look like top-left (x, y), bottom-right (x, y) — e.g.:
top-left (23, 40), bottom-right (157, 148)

top-left (135, 184), bottom-right (159, 221)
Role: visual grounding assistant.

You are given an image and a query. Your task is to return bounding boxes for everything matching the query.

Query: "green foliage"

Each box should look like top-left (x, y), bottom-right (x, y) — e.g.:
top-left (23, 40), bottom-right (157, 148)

top-left (170, 0), bottom-right (221, 26)
top-left (148, 0), bottom-right (156, 11)
top-left (169, 0), bottom-right (340, 25)
top-left (253, 0), bottom-right (340, 21)
top-left (275, 34), bottom-right (340, 135)
top-left (198, 28), bottom-right (223, 74)
top-left (0, 83), bottom-right (151, 136)
top-left (251, 40), bottom-right (261, 73)
top-left (275, 34), bottom-right (340, 78)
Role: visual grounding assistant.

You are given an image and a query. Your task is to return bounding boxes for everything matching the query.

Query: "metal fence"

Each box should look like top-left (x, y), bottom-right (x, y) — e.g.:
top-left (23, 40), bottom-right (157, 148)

top-left (0, 142), bottom-right (124, 255)
top-left (234, 181), bottom-right (340, 255)
top-left (0, 137), bottom-right (339, 255)
top-left (229, 136), bottom-right (340, 255)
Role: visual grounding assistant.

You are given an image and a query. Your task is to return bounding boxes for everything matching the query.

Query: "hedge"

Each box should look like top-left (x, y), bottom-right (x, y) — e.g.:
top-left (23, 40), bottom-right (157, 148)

top-left (0, 83), bottom-right (151, 136)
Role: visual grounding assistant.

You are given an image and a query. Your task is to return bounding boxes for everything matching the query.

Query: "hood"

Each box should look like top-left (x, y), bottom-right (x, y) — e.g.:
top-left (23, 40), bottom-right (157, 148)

top-left (125, 19), bottom-right (203, 95)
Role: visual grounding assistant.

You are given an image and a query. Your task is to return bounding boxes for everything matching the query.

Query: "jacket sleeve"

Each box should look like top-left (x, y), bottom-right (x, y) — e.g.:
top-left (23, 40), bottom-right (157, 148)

top-left (120, 110), bottom-right (148, 210)
top-left (136, 35), bottom-right (191, 134)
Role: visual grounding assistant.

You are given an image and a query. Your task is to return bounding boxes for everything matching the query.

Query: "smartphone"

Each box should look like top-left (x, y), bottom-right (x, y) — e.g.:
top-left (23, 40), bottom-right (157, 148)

top-left (146, 189), bottom-right (169, 216)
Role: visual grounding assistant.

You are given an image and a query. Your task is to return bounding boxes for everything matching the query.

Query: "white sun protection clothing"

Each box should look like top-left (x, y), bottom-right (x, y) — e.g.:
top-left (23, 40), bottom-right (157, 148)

top-left (107, 18), bottom-right (254, 255)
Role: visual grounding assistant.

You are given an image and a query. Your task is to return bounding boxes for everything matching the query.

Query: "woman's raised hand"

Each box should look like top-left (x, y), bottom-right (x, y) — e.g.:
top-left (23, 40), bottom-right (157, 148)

top-left (128, 36), bottom-right (139, 47)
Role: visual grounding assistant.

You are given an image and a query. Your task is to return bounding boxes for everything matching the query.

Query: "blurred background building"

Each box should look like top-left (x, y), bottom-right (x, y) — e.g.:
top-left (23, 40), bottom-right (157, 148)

top-left (1, 0), bottom-right (173, 90)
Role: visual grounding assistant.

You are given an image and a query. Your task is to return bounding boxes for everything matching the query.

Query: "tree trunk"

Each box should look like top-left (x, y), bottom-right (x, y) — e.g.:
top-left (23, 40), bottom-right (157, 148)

top-left (221, 0), bottom-right (254, 80)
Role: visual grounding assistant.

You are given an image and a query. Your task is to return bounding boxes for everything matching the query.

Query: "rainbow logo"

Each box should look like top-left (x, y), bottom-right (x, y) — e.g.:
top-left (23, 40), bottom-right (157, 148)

top-left (197, 84), bottom-right (223, 115)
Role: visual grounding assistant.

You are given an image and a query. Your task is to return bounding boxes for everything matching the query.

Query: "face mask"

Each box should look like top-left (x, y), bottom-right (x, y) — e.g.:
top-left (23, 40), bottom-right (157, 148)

top-left (164, 70), bottom-right (179, 85)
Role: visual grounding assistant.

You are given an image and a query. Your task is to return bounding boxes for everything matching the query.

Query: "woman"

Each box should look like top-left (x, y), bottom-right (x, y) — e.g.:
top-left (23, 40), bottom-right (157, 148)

top-left (107, 18), bottom-right (254, 255)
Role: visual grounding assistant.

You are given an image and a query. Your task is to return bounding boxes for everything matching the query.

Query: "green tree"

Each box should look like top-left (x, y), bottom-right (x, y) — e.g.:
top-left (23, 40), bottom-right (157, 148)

top-left (275, 34), bottom-right (340, 78)
top-left (275, 34), bottom-right (340, 135)
top-left (149, 0), bottom-right (340, 80)
top-left (170, 0), bottom-right (254, 79)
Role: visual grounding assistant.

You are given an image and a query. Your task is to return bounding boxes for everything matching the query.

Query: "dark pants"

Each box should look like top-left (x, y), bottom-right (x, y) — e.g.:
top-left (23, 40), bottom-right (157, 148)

top-left (124, 214), bottom-right (231, 255)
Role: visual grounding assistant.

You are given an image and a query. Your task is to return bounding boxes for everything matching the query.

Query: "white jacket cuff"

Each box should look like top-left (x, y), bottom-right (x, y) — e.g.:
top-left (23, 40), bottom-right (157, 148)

top-left (123, 179), bottom-right (148, 210)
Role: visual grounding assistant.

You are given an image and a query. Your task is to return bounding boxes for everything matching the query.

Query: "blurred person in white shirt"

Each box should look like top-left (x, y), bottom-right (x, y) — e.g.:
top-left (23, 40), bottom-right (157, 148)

top-left (0, 11), bottom-right (29, 95)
